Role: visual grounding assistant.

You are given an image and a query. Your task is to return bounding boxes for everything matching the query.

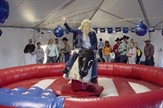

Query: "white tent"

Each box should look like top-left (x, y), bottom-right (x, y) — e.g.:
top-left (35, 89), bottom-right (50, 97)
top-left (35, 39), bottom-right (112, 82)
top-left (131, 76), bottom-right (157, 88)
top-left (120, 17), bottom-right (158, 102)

top-left (0, 0), bottom-right (163, 68)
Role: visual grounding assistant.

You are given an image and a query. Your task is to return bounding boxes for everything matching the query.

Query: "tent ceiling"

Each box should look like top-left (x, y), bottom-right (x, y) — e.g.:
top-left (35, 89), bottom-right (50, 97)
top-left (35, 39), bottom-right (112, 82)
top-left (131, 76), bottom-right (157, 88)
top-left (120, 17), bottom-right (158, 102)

top-left (1, 0), bottom-right (163, 29)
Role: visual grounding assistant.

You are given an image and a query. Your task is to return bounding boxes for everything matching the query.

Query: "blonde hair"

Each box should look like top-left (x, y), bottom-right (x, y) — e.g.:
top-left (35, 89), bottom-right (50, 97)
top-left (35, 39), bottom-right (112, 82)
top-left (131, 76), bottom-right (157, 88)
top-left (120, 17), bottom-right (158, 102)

top-left (78, 19), bottom-right (93, 35)
top-left (134, 42), bottom-right (138, 47)
top-left (48, 39), bottom-right (53, 45)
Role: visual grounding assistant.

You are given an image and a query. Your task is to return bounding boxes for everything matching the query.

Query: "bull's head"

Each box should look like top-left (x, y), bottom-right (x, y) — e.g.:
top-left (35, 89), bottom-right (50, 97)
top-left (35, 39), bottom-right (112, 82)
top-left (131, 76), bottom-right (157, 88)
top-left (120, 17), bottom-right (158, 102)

top-left (78, 49), bottom-right (95, 79)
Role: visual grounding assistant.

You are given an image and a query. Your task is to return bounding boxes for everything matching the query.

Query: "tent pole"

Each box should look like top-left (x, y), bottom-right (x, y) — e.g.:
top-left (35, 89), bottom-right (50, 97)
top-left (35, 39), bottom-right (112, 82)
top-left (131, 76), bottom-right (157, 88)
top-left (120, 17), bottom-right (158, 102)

top-left (89, 0), bottom-right (105, 20)
top-left (138, 0), bottom-right (151, 40)
top-left (42, 9), bottom-right (97, 27)
top-left (153, 20), bottom-right (163, 28)
top-left (35, 0), bottom-right (76, 29)
top-left (138, 0), bottom-right (150, 27)
top-left (98, 9), bottom-right (136, 25)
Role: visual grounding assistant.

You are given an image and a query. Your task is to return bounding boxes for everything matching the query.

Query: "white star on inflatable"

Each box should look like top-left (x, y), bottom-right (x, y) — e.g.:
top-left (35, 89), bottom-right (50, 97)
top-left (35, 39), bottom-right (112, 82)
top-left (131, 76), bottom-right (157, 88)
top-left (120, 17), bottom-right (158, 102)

top-left (10, 93), bottom-right (13, 95)
top-left (46, 89), bottom-right (52, 92)
top-left (22, 91), bottom-right (30, 95)
top-left (12, 88), bottom-right (20, 91)
top-left (42, 92), bottom-right (50, 96)
top-left (41, 96), bottom-right (47, 98)
top-left (29, 87), bottom-right (36, 90)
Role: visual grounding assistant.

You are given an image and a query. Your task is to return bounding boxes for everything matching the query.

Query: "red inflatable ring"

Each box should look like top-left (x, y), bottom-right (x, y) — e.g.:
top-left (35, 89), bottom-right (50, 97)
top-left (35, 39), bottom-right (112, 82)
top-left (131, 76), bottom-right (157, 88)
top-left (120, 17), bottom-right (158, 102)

top-left (0, 63), bottom-right (163, 108)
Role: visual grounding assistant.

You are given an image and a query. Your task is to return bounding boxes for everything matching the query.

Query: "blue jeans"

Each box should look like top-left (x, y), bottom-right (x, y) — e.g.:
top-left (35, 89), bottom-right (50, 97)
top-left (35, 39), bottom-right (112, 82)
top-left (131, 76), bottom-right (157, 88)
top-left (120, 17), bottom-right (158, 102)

top-left (120, 55), bottom-right (128, 63)
top-left (98, 49), bottom-right (103, 59)
top-left (114, 54), bottom-right (120, 62)
top-left (64, 53), bottom-right (70, 62)
top-left (36, 58), bottom-right (44, 64)
top-left (47, 56), bottom-right (56, 63)
top-left (65, 52), bottom-right (98, 78)
top-left (145, 56), bottom-right (155, 66)
top-left (103, 55), bottom-right (111, 62)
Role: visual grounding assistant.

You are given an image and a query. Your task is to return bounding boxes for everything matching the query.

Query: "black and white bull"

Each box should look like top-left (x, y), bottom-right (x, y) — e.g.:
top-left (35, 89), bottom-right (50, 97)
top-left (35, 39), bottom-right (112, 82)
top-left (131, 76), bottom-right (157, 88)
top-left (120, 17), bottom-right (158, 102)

top-left (78, 49), bottom-right (95, 79)
top-left (63, 49), bottom-right (97, 83)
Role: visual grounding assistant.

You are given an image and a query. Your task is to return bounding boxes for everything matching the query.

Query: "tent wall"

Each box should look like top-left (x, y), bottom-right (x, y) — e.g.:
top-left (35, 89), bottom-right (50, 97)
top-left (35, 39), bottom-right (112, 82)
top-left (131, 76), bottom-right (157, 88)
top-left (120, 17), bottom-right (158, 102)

top-left (0, 28), bottom-right (35, 69)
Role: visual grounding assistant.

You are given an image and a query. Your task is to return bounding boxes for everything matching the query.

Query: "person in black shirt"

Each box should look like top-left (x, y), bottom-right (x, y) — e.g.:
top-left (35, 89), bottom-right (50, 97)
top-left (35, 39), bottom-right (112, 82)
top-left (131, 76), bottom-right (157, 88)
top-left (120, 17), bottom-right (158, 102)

top-left (24, 39), bottom-right (35, 54)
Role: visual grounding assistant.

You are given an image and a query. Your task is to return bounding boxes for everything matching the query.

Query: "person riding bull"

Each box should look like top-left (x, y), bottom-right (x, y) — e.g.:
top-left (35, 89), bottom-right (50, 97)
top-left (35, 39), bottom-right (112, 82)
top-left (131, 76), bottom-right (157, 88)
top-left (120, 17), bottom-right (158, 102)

top-left (61, 16), bottom-right (98, 83)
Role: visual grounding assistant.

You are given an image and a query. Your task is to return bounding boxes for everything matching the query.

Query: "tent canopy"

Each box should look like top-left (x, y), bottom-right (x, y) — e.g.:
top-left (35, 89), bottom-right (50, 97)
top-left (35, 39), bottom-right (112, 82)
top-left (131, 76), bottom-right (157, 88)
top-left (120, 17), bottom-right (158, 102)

top-left (1, 0), bottom-right (163, 30)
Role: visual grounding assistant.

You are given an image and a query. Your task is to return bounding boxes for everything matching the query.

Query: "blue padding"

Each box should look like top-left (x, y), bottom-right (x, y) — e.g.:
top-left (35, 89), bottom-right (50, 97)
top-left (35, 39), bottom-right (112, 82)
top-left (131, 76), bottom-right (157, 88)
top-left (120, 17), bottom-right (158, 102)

top-left (0, 92), bottom-right (55, 108)
top-left (10, 87), bottom-right (27, 95)
top-left (0, 88), bottom-right (11, 93)
top-left (52, 97), bottom-right (65, 108)
top-left (21, 86), bottom-right (43, 97)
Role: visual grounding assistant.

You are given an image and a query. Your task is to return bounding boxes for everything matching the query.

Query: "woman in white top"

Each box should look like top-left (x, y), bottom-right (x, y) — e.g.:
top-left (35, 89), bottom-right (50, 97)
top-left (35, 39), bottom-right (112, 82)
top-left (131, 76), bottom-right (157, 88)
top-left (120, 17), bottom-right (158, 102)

top-left (46, 39), bottom-right (59, 63)
top-left (127, 42), bottom-right (137, 64)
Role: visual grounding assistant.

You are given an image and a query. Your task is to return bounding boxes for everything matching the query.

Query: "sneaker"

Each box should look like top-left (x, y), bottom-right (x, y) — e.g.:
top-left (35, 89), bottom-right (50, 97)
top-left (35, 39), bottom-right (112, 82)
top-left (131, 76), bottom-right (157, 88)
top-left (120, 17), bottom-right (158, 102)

top-left (61, 67), bottom-right (70, 74)
top-left (91, 77), bottom-right (97, 84)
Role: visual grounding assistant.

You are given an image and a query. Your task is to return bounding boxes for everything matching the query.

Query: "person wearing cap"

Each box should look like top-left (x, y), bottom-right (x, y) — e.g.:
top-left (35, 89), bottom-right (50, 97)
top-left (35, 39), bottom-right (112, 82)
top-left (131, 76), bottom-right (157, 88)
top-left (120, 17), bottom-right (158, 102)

top-left (61, 37), bottom-right (70, 62)
top-left (46, 39), bottom-right (59, 63)
top-left (97, 38), bottom-right (104, 61)
top-left (113, 38), bottom-right (121, 62)
top-left (144, 39), bottom-right (155, 66)
top-left (32, 42), bottom-right (44, 64)
top-left (61, 16), bottom-right (98, 83)
top-left (118, 35), bottom-right (130, 63)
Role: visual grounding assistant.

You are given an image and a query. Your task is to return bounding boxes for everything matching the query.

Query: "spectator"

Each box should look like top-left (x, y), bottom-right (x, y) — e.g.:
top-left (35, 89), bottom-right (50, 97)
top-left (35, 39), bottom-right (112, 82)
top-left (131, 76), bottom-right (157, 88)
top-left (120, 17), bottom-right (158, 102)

top-left (24, 39), bottom-right (35, 54)
top-left (118, 35), bottom-right (130, 63)
top-left (46, 39), bottom-right (59, 63)
top-left (113, 38), bottom-right (121, 62)
top-left (144, 39), bottom-right (155, 66)
top-left (130, 39), bottom-right (134, 43)
top-left (61, 37), bottom-right (70, 62)
top-left (127, 42), bottom-right (137, 64)
top-left (54, 38), bottom-right (65, 62)
top-left (97, 38), bottom-right (104, 61)
top-left (23, 39), bottom-right (36, 65)
top-left (73, 33), bottom-right (78, 49)
top-left (102, 41), bottom-right (112, 62)
top-left (32, 42), bottom-right (44, 64)
top-left (134, 42), bottom-right (142, 64)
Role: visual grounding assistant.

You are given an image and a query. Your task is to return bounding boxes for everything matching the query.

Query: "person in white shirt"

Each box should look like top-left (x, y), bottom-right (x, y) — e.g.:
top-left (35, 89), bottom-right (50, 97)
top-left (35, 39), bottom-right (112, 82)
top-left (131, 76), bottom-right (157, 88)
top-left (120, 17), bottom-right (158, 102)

top-left (46, 39), bottom-right (59, 63)
top-left (97, 38), bottom-right (104, 60)
top-left (32, 42), bottom-right (44, 64)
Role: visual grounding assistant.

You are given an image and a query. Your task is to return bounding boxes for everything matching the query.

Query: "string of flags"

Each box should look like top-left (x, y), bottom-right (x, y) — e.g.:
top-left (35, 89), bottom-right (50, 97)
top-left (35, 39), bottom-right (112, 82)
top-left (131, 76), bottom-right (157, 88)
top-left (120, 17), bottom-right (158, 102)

top-left (93, 27), bottom-right (155, 34)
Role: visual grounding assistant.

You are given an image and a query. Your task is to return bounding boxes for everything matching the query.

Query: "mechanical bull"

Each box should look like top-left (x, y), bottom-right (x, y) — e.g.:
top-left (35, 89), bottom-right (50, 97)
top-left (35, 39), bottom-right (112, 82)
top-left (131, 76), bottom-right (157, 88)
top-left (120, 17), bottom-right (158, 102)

top-left (62, 49), bottom-right (98, 84)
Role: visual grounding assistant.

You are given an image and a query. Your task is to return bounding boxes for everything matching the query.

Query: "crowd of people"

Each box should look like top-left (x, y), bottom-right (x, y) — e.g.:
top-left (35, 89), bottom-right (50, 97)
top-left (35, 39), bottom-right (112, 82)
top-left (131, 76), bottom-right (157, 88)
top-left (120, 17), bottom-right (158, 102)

top-left (23, 37), bottom-right (70, 64)
top-left (97, 35), bottom-right (155, 66)
top-left (23, 17), bottom-right (155, 67)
